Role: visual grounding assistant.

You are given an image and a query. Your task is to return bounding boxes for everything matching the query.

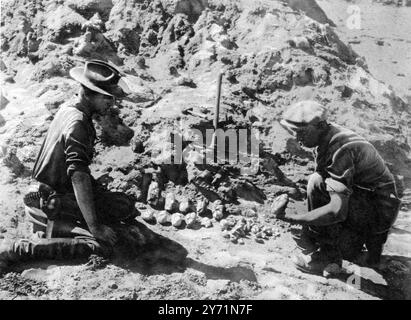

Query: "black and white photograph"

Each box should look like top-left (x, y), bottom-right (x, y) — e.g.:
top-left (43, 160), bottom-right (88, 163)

top-left (0, 0), bottom-right (410, 303)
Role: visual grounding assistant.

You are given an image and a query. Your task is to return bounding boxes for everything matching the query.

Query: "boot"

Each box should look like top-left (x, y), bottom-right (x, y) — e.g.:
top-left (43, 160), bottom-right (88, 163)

top-left (0, 237), bottom-right (111, 274)
top-left (23, 190), bottom-right (42, 209)
top-left (293, 246), bottom-right (343, 276)
top-left (292, 226), bottom-right (320, 254)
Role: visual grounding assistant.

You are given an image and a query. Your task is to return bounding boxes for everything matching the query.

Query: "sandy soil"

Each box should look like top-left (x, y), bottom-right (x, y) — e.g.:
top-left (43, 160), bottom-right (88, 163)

top-left (317, 0), bottom-right (411, 102)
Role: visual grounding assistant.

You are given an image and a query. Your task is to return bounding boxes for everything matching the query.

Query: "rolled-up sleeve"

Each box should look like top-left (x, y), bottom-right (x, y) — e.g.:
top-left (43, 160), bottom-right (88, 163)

top-left (325, 146), bottom-right (355, 194)
top-left (325, 178), bottom-right (352, 196)
top-left (64, 121), bottom-right (92, 177)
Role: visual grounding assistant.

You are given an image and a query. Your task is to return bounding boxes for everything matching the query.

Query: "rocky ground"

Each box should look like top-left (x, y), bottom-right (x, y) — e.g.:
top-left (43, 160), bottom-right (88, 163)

top-left (0, 0), bottom-right (410, 300)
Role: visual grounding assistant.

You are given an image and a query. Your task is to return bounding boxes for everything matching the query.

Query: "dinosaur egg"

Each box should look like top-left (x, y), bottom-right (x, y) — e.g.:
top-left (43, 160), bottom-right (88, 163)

top-left (171, 213), bottom-right (184, 227)
top-left (141, 209), bottom-right (155, 222)
top-left (201, 217), bottom-right (212, 228)
top-left (164, 193), bottom-right (178, 212)
top-left (156, 211), bottom-right (170, 225)
top-left (179, 198), bottom-right (194, 214)
top-left (185, 212), bottom-right (197, 228)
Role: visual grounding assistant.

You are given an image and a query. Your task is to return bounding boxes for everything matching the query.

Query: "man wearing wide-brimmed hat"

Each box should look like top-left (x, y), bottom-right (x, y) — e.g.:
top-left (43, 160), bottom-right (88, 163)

top-left (273, 100), bottom-right (401, 275)
top-left (0, 60), bottom-right (138, 272)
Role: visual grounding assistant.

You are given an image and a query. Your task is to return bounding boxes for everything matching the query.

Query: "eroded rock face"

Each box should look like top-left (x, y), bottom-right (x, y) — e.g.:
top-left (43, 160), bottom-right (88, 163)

top-left (0, 0), bottom-right (409, 221)
top-left (67, 0), bottom-right (114, 20)
top-left (285, 0), bottom-right (336, 26)
top-left (370, 138), bottom-right (411, 179)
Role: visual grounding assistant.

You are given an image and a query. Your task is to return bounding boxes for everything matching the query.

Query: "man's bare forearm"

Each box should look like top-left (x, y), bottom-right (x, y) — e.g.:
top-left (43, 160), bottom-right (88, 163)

top-left (284, 193), bottom-right (348, 226)
top-left (285, 205), bottom-right (339, 226)
top-left (71, 171), bottom-right (99, 231)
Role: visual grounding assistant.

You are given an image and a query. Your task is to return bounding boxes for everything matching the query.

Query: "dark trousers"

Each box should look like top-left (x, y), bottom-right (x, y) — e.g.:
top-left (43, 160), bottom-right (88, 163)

top-left (1, 188), bottom-right (137, 268)
top-left (29, 189), bottom-right (137, 236)
top-left (299, 173), bottom-right (400, 263)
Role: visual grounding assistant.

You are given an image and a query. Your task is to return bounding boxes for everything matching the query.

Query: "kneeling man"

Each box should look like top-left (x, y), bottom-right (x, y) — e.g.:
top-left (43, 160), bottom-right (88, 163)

top-left (277, 100), bottom-right (401, 274)
top-left (0, 60), bottom-right (137, 273)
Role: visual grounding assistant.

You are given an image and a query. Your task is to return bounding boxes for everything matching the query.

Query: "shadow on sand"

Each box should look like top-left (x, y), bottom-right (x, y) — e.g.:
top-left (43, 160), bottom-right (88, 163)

top-left (8, 219), bottom-right (257, 287)
top-left (334, 254), bottom-right (411, 300)
top-left (289, 227), bottom-right (411, 300)
top-left (106, 221), bottom-right (258, 283)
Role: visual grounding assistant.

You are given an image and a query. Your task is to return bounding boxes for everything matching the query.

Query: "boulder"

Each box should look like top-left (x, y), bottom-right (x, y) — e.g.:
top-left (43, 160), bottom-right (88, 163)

top-left (170, 0), bottom-right (208, 22)
top-left (44, 6), bottom-right (86, 43)
top-left (67, 0), bottom-right (114, 19)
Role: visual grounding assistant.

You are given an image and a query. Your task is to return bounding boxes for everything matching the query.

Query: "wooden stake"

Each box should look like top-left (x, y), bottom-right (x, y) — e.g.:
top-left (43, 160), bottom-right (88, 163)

top-left (209, 72), bottom-right (223, 153)
top-left (214, 72), bottom-right (223, 130)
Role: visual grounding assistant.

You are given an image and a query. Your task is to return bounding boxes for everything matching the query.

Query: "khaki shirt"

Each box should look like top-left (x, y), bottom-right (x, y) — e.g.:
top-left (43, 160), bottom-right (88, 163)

top-left (32, 99), bottom-right (96, 193)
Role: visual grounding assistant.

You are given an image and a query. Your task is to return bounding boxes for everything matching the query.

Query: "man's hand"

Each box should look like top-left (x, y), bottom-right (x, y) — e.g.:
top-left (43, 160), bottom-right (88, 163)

top-left (90, 224), bottom-right (118, 246)
top-left (272, 194), bottom-right (289, 219)
top-left (278, 192), bottom-right (349, 226)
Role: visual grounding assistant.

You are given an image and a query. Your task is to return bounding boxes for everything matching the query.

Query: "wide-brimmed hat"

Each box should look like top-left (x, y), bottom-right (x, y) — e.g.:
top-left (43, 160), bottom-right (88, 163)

top-left (69, 59), bottom-right (131, 97)
top-left (280, 100), bottom-right (327, 131)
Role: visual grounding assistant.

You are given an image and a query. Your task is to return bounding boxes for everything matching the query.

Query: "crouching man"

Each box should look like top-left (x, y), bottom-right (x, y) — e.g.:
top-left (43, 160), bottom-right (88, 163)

top-left (275, 100), bottom-right (401, 275)
top-left (0, 60), bottom-right (137, 273)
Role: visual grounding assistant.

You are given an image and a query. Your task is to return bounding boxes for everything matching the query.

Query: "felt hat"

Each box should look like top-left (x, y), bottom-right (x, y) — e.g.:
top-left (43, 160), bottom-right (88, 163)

top-left (69, 59), bottom-right (130, 97)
